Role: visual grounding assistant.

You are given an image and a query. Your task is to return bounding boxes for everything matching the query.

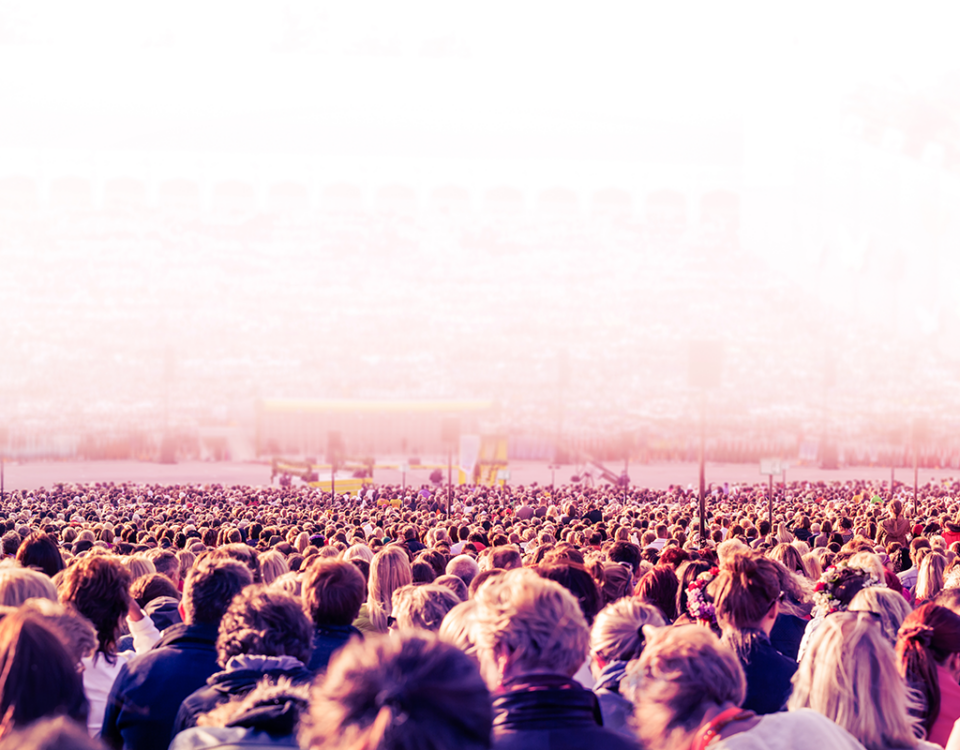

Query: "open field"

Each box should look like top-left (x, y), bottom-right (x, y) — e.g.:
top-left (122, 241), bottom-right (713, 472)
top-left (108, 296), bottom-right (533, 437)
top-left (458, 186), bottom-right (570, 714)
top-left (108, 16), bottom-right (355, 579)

top-left (3, 459), bottom-right (957, 493)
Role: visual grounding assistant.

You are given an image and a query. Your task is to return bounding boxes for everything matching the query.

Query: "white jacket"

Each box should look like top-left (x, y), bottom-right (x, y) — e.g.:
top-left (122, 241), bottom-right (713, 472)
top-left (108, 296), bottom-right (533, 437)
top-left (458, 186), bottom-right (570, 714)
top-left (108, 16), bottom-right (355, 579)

top-left (84, 612), bottom-right (162, 737)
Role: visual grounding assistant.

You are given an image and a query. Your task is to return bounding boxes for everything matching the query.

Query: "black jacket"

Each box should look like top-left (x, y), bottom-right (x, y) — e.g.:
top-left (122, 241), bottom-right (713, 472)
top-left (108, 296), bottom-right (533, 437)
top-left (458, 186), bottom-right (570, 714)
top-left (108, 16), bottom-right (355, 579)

top-left (491, 675), bottom-right (639, 750)
top-left (101, 622), bottom-right (221, 750)
top-left (305, 623), bottom-right (361, 673)
top-left (173, 656), bottom-right (314, 736)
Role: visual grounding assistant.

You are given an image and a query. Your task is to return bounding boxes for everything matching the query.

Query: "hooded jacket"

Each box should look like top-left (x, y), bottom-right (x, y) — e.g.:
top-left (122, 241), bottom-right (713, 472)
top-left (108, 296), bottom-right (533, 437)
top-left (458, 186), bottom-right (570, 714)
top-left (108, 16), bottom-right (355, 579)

top-left (492, 674), bottom-right (639, 750)
top-left (173, 655), bottom-right (314, 736)
top-left (592, 661), bottom-right (636, 740)
top-left (169, 679), bottom-right (309, 750)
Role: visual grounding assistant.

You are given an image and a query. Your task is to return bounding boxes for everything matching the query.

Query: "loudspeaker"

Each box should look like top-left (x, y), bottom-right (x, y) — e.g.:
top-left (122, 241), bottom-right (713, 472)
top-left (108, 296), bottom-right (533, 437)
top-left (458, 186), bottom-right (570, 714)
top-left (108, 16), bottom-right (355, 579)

top-left (688, 341), bottom-right (723, 389)
top-left (441, 417), bottom-right (460, 443)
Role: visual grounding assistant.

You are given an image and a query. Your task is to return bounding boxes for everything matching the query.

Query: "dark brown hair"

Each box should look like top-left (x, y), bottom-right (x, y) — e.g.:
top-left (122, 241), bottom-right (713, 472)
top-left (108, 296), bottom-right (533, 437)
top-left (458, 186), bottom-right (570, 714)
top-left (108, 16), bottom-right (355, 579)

top-left (58, 555), bottom-right (132, 661)
top-left (303, 559), bottom-right (366, 628)
top-left (183, 557), bottom-right (253, 626)
top-left (302, 633), bottom-right (491, 750)
top-left (216, 586), bottom-right (313, 667)
top-left (0, 612), bottom-right (88, 733)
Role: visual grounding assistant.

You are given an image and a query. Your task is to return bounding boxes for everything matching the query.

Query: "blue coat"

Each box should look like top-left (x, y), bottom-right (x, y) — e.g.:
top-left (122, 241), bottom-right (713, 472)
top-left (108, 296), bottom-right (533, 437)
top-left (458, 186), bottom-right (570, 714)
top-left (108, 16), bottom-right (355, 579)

top-left (305, 623), bottom-right (361, 673)
top-left (101, 622), bottom-right (221, 750)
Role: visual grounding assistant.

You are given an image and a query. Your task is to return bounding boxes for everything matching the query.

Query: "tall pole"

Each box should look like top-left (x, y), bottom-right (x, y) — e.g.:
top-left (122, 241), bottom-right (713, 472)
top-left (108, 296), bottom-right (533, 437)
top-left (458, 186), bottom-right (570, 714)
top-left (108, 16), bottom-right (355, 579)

top-left (913, 442), bottom-right (919, 517)
top-left (890, 464), bottom-right (895, 501)
top-left (447, 448), bottom-right (452, 515)
top-left (331, 462), bottom-right (335, 499)
top-left (0, 455), bottom-right (4, 504)
top-left (768, 473), bottom-right (774, 527)
top-left (698, 389), bottom-right (706, 546)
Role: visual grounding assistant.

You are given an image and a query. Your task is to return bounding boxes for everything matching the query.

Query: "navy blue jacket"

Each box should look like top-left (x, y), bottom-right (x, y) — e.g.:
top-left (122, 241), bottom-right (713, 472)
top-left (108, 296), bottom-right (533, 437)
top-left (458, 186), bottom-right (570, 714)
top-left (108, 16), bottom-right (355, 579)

top-left (735, 631), bottom-right (798, 715)
top-left (173, 656), bottom-right (314, 736)
top-left (101, 622), bottom-right (221, 750)
top-left (305, 624), bottom-right (361, 673)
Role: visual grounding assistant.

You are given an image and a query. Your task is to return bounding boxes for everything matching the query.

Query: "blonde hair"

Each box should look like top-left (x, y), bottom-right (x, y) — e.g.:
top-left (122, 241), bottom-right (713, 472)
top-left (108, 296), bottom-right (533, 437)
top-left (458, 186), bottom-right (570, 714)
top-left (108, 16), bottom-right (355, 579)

top-left (622, 625), bottom-right (745, 750)
top-left (848, 587), bottom-right (913, 645)
top-left (0, 564), bottom-right (58, 607)
top-left (295, 532), bottom-right (311, 554)
top-left (391, 584), bottom-right (460, 632)
top-left (123, 556), bottom-right (156, 582)
top-left (789, 611), bottom-right (921, 750)
top-left (473, 568), bottom-right (588, 684)
top-left (258, 551), bottom-right (289, 586)
top-left (800, 552), bottom-right (823, 581)
top-left (438, 600), bottom-right (480, 664)
top-left (368, 546), bottom-right (412, 633)
top-left (590, 598), bottom-right (665, 664)
top-left (19, 598), bottom-right (97, 665)
top-left (846, 552), bottom-right (885, 585)
top-left (915, 552), bottom-right (947, 602)
top-left (342, 545), bottom-right (374, 564)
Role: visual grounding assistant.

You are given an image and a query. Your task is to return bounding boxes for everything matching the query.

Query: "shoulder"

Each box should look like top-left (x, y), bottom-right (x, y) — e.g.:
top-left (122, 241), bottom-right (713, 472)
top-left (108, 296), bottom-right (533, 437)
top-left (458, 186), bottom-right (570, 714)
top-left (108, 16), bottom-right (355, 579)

top-left (715, 710), bottom-right (866, 750)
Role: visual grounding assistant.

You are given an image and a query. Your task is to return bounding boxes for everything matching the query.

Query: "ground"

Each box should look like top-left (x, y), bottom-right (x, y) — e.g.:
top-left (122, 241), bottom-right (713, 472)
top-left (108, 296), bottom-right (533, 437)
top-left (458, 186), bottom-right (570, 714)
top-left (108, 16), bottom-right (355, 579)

top-left (1, 459), bottom-right (955, 493)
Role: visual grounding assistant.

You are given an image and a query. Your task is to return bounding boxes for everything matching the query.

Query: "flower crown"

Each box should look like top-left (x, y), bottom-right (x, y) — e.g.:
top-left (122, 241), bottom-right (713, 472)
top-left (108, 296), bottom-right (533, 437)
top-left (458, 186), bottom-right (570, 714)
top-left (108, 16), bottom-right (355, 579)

top-left (812, 562), bottom-right (884, 615)
top-left (686, 567), bottom-right (720, 623)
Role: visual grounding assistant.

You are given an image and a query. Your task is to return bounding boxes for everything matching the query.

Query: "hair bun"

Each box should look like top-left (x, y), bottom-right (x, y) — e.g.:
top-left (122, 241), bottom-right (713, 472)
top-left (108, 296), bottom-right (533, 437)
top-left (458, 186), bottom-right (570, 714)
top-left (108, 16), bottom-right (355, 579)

top-left (899, 623), bottom-right (934, 647)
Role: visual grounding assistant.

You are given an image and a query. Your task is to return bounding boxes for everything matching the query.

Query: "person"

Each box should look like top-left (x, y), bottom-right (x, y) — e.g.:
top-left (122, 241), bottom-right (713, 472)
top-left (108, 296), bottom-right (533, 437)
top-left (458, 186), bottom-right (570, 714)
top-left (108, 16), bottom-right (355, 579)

top-left (59, 554), bottom-right (161, 737)
top-left (622, 624), bottom-right (865, 750)
top-left (172, 586), bottom-right (314, 735)
top-left (390, 584), bottom-right (461, 632)
top-left (359, 546), bottom-right (412, 634)
top-left (589, 598), bottom-right (665, 739)
top-left (790, 610), bottom-right (937, 750)
top-left (709, 550), bottom-right (797, 715)
top-left (472, 568), bottom-right (637, 750)
top-left (300, 632), bottom-right (492, 750)
top-left (880, 501), bottom-right (911, 549)
top-left (302, 558), bottom-right (365, 672)
top-left (445, 555), bottom-right (480, 589)
top-left (101, 557), bottom-right (253, 750)
top-left (0, 610), bottom-right (89, 740)
top-left (896, 602), bottom-right (960, 746)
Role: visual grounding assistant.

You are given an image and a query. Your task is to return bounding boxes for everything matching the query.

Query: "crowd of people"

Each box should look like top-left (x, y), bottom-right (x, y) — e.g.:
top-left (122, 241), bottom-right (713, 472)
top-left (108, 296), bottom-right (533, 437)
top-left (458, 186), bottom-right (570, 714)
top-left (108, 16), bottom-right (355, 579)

top-left (5, 476), bottom-right (960, 749)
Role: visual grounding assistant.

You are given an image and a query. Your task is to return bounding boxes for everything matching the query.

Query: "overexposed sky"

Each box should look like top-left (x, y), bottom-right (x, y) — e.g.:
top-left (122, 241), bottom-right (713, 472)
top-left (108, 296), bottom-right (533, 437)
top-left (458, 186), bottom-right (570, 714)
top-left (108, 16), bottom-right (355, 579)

top-left (1, 1), bottom-right (958, 133)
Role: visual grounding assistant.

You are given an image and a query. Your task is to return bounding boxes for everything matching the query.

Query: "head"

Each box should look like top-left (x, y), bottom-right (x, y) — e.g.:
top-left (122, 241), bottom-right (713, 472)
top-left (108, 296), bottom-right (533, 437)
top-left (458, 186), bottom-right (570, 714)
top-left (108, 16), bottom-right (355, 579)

top-left (368, 547), bottom-right (413, 633)
top-left (181, 557), bottom-right (253, 626)
top-left (445, 555), bottom-right (480, 588)
top-left (622, 625), bottom-right (745, 750)
top-left (303, 559), bottom-right (366, 628)
top-left (129, 573), bottom-right (179, 609)
top-left (590, 598), bottom-right (666, 677)
top-left (634, 566), bottom-right (680, 622)
top-left (0, 612), bottom-right (88, 736)
top-left (216, 586), bottom-right (314, 668)
top-left (916, 552), bottom-right (947, 602)
top-left (432, 575), bottom-right (468, 603)
top-left (848, 586), bottom-right (913, 645)
top-left (390, 585), bottom-right (461, 632)
top-left (0, 563), bottom-right (58, 607)
top-left (472, 568), bottom-right (588, 689)
top-left (145, 549), bottom-right (181, 588)
top-left (17, 598), bottom-right (97, 666)
top-left (791, 611), bottom-right (920, 750)
top-left (16, 533), bottom-right (64, 579)
top-left (536, 562), bottom-right (602, 625)
top-left (709, 551), bottom-right (780, 651)
top-left (258, 550), bottom-right (290, 586)
top-left (58, 555), bottom-right (132, 659)
top-left (896, 602), bottom-right (960, 735)
top-left (301, 632), bottom-right (491, 750)
top-left (438, 599), bottom-right (480, 665)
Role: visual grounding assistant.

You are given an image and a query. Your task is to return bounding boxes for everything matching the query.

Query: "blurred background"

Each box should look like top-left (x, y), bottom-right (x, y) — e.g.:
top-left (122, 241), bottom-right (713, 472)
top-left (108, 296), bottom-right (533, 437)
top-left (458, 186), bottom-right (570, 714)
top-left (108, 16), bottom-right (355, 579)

top-left (2, 1), bottom-right (960, 473)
